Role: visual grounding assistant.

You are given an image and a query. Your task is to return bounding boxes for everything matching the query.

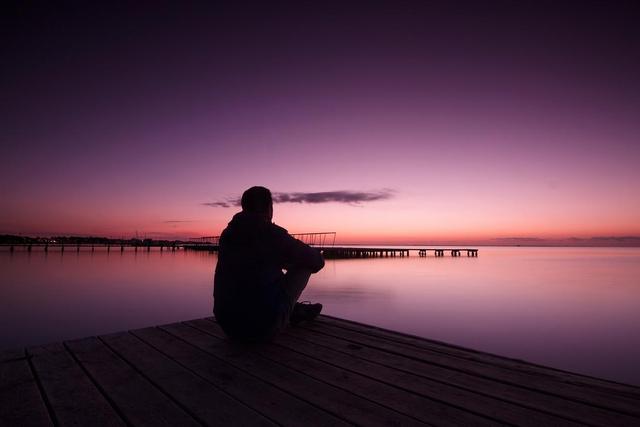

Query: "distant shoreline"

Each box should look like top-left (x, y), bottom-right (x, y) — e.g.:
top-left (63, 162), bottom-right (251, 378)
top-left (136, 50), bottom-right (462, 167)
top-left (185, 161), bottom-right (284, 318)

top-left (0, 234), bottom-right (188, 245)
top-left (2, 234), bottom-right (640, 248)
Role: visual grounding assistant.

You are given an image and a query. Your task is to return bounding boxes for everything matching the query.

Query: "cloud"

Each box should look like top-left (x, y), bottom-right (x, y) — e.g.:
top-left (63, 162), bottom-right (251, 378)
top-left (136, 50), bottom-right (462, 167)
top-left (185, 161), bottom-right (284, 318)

top-left (569, 236), bottom-right (640, 243)
top-left (203, 189), bottom-right (394, 208)
top-left (273, 190), bottom-right (394, 204)
top-left (491, 236), bottom-right (640, 247)
top-left (202, 201), bottom-right (236, 208)
top-left (491, 237), bottom-right (544, 242)
top-left (162, 220), bottom-right (194, 223)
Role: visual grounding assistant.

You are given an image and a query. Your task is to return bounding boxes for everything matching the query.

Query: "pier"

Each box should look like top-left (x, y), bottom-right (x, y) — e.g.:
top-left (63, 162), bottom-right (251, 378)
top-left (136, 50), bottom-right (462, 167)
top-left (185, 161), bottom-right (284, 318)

top-left (183, 245), bottom-right (479, 258)
top-left (2, 243), bottom-right (478, 258)
top-left (322, 247), bottom-right (478, 258)
top-left (183, 233), bottom-right (479, 258)
top-left (3, 233), bottom-right (479, 258)
top-left (1, 243), bottom-right (184, 253)
top-left (2, 316), bottom-right (638, 426)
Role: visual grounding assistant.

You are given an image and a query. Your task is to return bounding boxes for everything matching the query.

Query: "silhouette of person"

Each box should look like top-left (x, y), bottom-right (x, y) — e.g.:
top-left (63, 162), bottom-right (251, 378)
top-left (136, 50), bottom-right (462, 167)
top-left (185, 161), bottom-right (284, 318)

top-left (214, 186), bottom-right (325, 341)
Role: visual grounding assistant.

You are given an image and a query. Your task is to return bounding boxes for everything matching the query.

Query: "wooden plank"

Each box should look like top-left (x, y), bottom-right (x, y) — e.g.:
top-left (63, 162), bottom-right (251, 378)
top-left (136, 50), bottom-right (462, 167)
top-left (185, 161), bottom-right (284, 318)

top-left (0, 348), bottom-right (25, 363)
top-left (197, 319), bottom-right (541, 426)
top-left (302, 319), bottom-right (640, 419)
top-left (205, 319), bottom-right (594, 427)
top-left (28, 343), bottom-right (125, 426)
top-left (101, 331), bottom-right (274, 426)
top-left (285, 321), bottom-right (638, 427)
top-left (65, 337), bottom-right (200, 427)
top-left (0, 359), bottom-right (52, 427)
top-left (131, 326), bottom-right (347, 427)
top-left (319, 315), bottom-right (640, 399)
top-left (162, 321), bottom-right (426, 426)
top-left (273, 328), bottom-right (585, 426)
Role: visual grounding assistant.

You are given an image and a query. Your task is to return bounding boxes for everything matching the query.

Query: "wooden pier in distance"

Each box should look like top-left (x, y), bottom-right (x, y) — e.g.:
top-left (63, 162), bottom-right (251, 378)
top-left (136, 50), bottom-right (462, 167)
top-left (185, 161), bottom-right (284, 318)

top-left (2, 316), bottom-right (638, 426)
top-left (2, 243), bottom-right (478, 258)
top-left (183, 246), bottom-right (480, 258)
top-left (1, 243), bottom-right (185, 253)
top-left (0, 234), bottom-right (478, 258)
top-left (184, 233), bottom-right (479, 258)
top-left (322, 247), bottom-right (479, 258)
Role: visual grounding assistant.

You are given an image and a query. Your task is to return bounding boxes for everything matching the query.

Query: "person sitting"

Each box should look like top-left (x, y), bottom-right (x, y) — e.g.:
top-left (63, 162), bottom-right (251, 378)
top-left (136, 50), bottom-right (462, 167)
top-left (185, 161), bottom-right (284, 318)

top-left (213, 186), bottom-right (325, 341)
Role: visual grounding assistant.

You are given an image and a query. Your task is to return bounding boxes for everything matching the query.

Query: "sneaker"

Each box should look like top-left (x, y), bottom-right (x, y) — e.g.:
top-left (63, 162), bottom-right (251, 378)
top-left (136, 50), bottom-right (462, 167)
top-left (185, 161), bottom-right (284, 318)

top-left (290, 301), bottom-right (323, 326)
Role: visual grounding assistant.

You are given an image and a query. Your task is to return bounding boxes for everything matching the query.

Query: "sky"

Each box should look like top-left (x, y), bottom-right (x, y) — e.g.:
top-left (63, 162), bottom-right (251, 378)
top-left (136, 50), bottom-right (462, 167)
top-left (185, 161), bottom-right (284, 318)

top-left (2, 1), bottom-right (640, 245)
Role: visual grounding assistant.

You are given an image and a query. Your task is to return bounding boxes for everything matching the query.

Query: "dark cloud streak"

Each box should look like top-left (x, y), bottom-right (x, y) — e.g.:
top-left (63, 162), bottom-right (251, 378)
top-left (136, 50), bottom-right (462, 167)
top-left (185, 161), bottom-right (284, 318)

top-left (492, 236), bottom-right (640, 247)
top-left (202, 201), bottom-right (236, 208)
top-left (203, 190), bottom-right (394, 208)
top-left (273, 190), bottom-right (393, 204)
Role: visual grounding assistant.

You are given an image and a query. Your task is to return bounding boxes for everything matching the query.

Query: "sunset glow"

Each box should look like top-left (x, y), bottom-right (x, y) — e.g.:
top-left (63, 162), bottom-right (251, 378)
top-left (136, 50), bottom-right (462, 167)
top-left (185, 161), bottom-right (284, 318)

top-left (2, 3), bottom-right (639, 245)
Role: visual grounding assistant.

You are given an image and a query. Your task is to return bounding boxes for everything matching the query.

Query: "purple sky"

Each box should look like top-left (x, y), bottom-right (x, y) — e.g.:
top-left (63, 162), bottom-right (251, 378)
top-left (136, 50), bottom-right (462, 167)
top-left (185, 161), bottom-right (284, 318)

top-left (2, 2), bottom-right (640, 244)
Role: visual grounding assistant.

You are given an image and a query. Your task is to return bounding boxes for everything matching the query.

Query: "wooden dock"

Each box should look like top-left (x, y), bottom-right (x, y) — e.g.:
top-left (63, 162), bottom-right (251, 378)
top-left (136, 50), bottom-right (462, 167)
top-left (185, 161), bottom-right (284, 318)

top-left (184, 246), bottom-right (480, 258)
top-left (322, 248), bottom-right (479, 258)
top-left (184, 234), bottom-right (479, 258)
top-left (1, 243), bottom-right (184, 253)
top-left (2, 316), bottom-right (638, 426)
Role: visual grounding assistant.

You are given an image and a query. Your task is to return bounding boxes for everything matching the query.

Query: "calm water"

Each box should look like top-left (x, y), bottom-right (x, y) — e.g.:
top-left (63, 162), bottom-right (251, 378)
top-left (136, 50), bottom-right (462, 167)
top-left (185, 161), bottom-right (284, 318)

top-left (1, 246), bottom-right (639, 386)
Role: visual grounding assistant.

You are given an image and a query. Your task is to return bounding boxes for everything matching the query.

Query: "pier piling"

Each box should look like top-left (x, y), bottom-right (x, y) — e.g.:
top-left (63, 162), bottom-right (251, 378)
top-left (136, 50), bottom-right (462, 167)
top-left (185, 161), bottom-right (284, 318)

top-left (2, 242), bottom-right (479, 258)
top-left (320, 247), bottom-right (478, 259)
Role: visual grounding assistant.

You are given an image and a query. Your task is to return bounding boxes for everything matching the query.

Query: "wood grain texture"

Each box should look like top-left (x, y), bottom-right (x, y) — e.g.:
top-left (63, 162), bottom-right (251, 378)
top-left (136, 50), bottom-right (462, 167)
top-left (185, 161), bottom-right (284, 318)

top-left (167, 320), bottom-right (426, 426)
top-left (0, 359), bottom-right (52, 427)
top-left (131, 325), bottom-right (347, 427)
top-left (65, 337), bottom-right (200, 427)
top-left (28, 342), bottom-right (125, 426)
top-left (3, 315), bottom-right (639, 427)
top-left (101, 331), bottom-right (274, 426)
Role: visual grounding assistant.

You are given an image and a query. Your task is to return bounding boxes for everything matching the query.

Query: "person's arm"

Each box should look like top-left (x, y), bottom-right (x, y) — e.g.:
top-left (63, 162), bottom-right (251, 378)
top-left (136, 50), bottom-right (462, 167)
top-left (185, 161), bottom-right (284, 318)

top-left (273, 225), bottom-right (325, 272)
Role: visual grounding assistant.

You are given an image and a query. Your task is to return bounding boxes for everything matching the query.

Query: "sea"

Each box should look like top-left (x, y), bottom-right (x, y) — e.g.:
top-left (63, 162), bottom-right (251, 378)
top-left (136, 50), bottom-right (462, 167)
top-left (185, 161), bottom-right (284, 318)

top-left (1, 246), bottom-right (639, 386)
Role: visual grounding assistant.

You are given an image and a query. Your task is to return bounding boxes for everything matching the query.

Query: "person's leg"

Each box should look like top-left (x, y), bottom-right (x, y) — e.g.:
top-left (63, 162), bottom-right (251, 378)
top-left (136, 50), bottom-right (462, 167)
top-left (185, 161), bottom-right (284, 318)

top-left (282, 267), bottom-right (313, 308)
top-left (269, 268), bottom-right (312, 335)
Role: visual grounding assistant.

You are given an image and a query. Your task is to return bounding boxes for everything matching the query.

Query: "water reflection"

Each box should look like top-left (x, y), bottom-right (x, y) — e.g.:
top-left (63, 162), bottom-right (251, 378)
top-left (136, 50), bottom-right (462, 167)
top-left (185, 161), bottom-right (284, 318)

top-left (1, 246), bottom-right (639, 386)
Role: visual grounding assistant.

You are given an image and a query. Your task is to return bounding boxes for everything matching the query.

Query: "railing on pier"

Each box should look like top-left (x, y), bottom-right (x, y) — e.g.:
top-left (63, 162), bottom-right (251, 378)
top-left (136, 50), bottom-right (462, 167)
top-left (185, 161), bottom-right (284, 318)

top-left (184, 232), bottom-right (336, 251)
top-left (290, 232), bottom-right (336, 248)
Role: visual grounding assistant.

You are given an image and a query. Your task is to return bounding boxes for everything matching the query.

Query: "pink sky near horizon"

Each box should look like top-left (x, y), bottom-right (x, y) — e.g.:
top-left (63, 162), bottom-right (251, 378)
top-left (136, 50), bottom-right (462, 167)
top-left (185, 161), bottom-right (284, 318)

top-left (2, 3), bottom-right (639, 244)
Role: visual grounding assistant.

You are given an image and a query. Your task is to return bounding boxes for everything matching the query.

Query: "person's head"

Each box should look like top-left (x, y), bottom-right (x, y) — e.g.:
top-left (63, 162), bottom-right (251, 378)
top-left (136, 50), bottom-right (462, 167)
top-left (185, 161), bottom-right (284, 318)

top-left (241, 186), bottom-right (273, 221)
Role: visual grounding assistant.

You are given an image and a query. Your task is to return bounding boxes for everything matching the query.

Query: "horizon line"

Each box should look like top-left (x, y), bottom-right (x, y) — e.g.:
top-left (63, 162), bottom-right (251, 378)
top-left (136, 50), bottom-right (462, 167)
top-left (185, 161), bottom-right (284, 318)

top-left (2, 233), bottom-right (640, 248)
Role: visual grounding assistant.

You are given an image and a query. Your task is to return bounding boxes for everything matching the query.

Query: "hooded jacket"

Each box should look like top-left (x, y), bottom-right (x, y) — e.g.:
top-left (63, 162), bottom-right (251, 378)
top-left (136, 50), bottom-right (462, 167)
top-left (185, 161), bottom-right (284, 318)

top-left (213, 211), bottom-right (324, 337)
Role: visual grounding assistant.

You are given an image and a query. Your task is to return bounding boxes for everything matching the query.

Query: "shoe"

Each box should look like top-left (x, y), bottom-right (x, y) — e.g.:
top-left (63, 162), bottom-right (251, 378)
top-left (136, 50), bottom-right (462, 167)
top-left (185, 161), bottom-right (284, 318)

top-left (290, 301), bottom-right (323, 326)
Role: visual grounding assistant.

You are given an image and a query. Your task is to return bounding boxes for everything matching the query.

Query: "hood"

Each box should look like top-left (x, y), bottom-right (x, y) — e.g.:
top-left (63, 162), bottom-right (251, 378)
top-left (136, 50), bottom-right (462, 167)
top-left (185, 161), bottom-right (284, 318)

top-left (224, 211), bottom-right (272, 237)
